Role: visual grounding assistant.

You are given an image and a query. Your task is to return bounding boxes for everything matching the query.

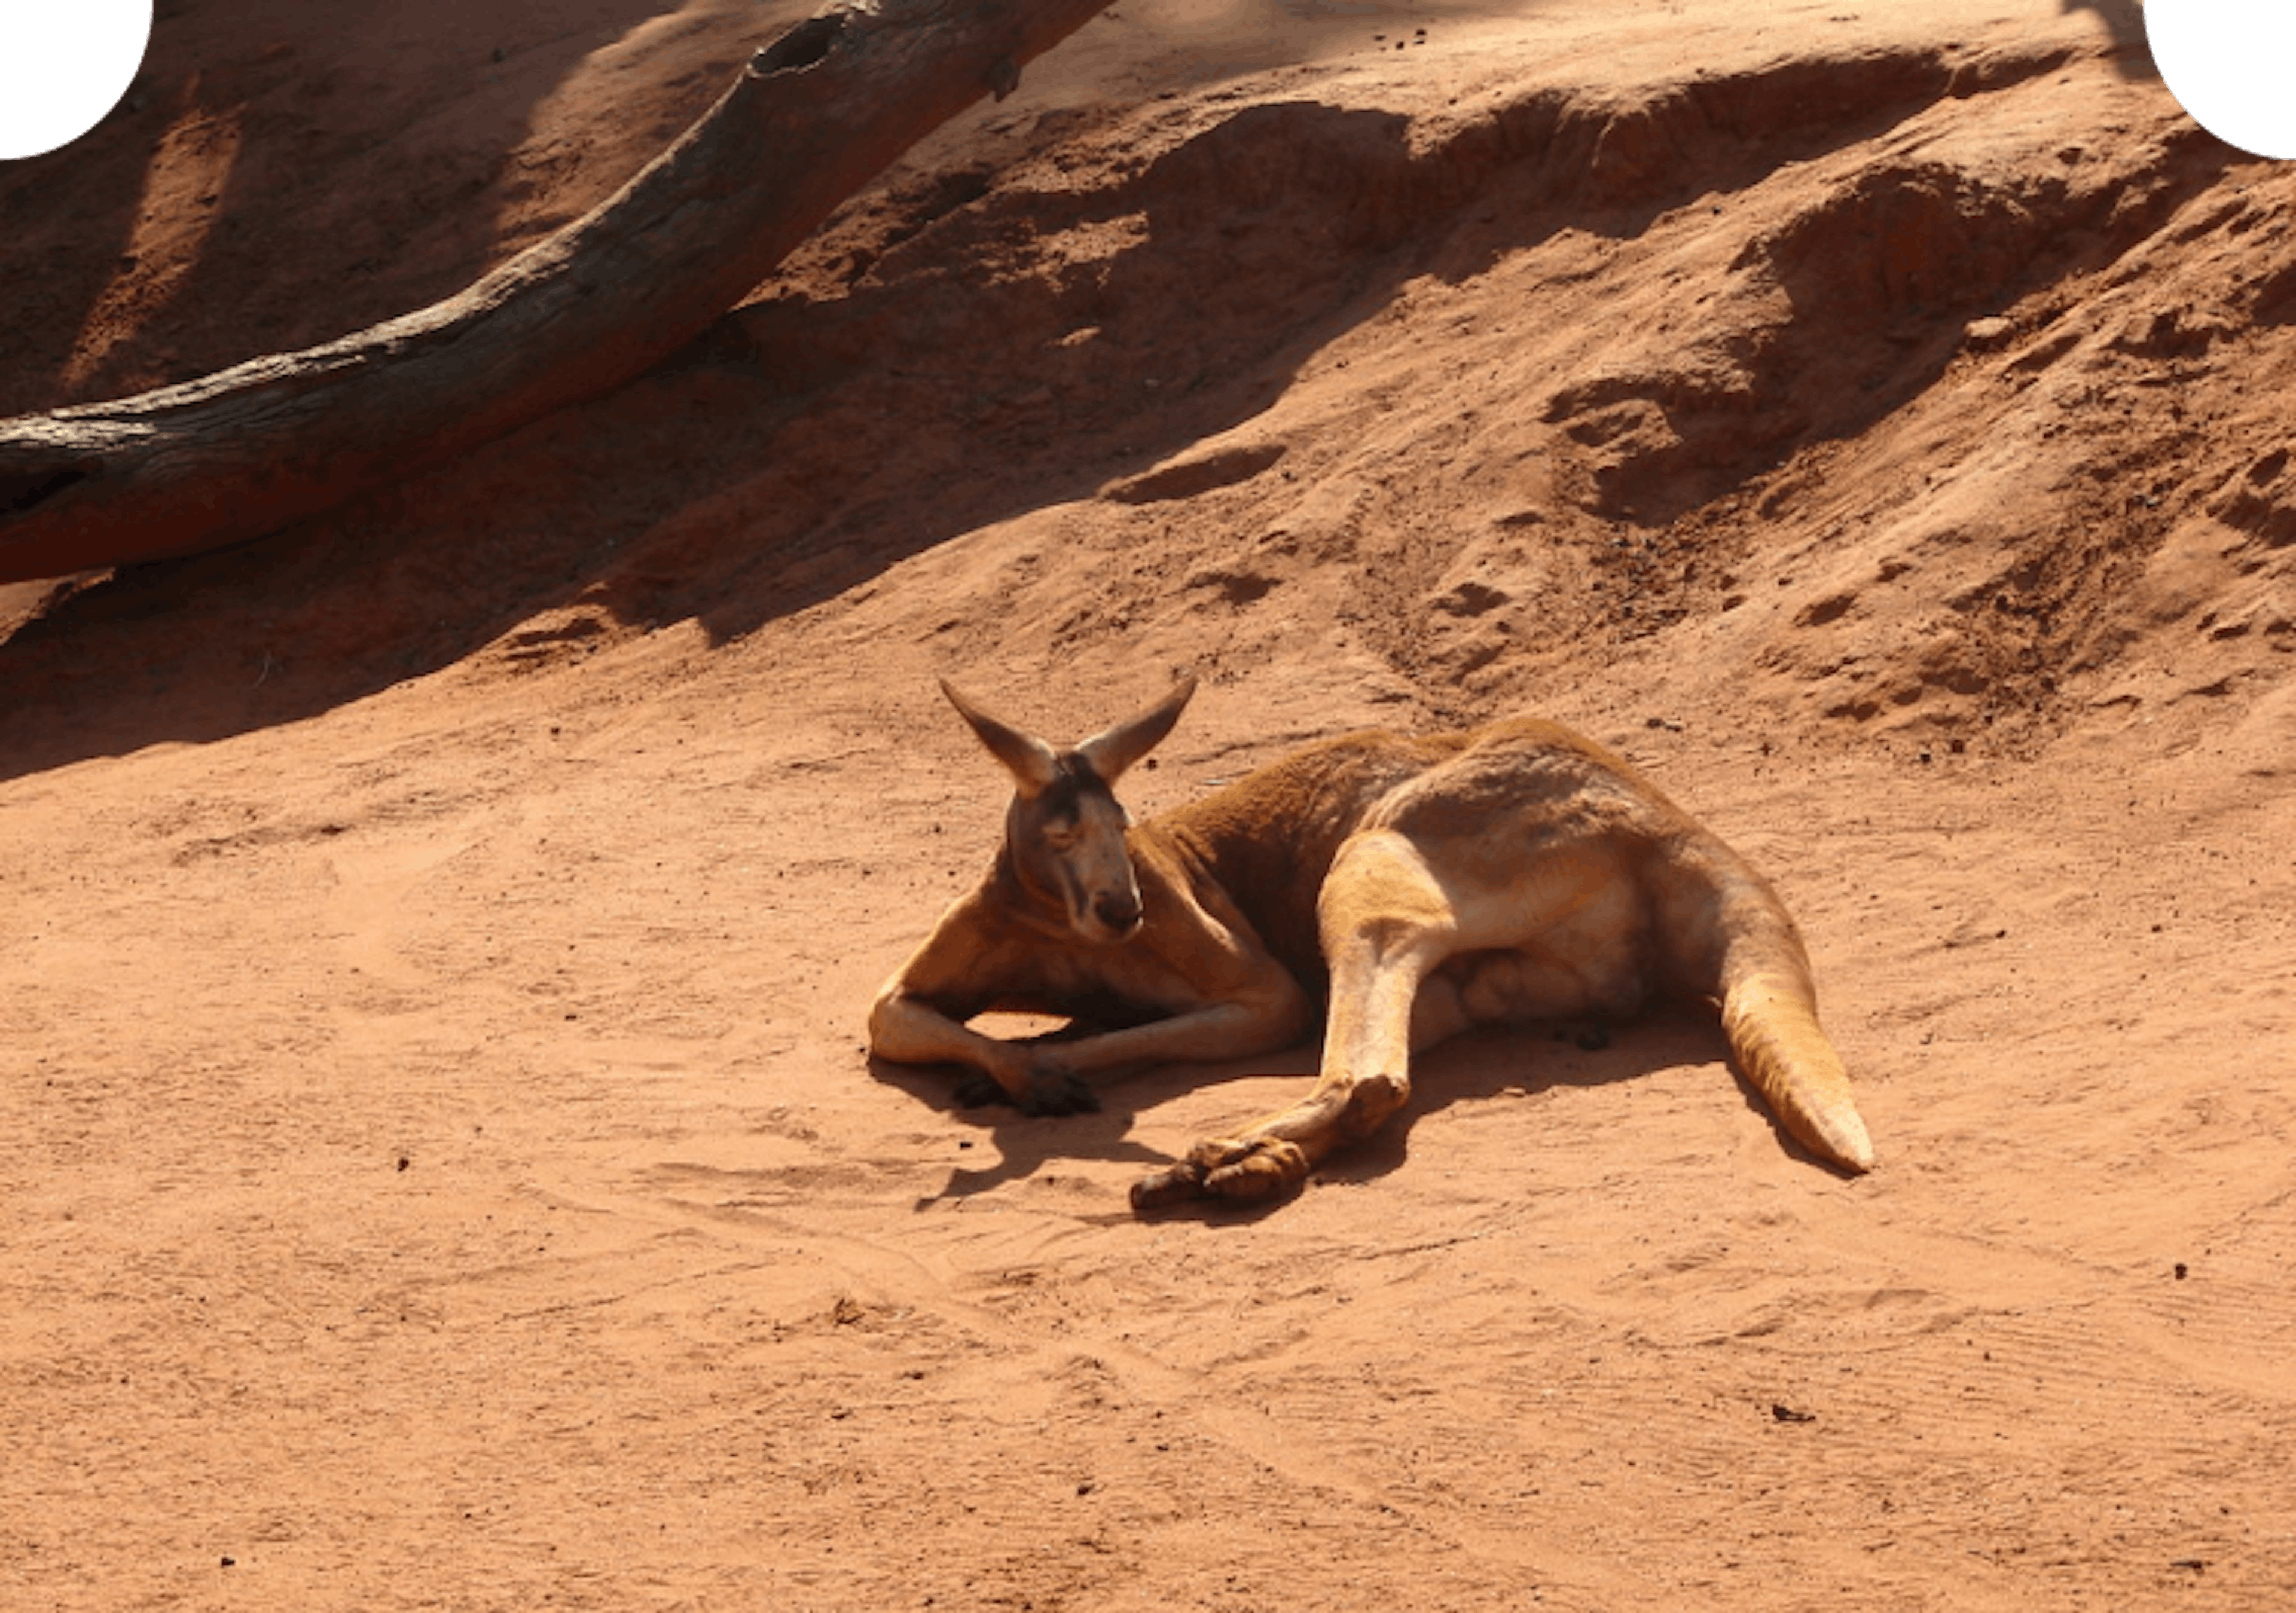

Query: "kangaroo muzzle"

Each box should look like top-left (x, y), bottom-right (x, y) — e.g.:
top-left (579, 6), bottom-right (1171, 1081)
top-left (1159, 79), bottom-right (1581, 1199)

top-left (1092, 887), bottom-right (1144, 937)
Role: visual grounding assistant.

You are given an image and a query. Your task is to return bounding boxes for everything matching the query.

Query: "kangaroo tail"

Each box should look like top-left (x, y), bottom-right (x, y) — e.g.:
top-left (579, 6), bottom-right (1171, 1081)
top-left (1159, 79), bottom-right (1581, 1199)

top-left (1718, 948), bottom-right (1874, 1172)
top-left (1666, 844), bottom-right (1875, 1173)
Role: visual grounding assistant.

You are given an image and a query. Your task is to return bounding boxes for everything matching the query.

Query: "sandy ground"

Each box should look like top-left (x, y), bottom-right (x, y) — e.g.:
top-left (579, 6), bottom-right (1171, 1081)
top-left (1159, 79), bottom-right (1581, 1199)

top-left (3, 0), bottom-right (2294, 1607)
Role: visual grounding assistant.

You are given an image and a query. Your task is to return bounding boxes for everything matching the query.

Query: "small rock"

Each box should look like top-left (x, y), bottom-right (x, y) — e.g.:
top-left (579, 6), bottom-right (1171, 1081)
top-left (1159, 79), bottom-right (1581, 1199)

top-left (1964, 316), bottom-right (2016, 352)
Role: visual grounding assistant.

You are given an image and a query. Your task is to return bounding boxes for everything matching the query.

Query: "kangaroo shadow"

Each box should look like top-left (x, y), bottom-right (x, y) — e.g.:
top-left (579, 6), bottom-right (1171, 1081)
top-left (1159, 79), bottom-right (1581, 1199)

top-left (1299, 1009), bottom-right (1861, 1196)
top-left (877, 1005), bottom-right (1831, 1221)
top-left (868, 1020), bottom-right (1188, 1207)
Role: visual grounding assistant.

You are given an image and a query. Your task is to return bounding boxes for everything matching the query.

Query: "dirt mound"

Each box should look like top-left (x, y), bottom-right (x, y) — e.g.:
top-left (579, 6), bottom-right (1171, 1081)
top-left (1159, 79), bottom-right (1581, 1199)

top-left (6, 6), bottom-right (2289, 765)
top-left (4, 2), bottom-right (2294, 1609)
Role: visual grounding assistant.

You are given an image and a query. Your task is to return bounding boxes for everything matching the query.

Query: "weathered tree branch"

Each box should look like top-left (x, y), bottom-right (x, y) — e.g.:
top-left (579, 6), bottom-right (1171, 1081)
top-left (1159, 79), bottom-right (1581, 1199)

top-left (0, 0), bottom-right (1112, 584)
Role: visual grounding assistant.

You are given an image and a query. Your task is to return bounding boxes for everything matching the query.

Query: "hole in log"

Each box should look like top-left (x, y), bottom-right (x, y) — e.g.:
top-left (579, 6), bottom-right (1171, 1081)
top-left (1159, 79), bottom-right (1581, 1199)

top-left (757, 13), bottom-right (846, 75)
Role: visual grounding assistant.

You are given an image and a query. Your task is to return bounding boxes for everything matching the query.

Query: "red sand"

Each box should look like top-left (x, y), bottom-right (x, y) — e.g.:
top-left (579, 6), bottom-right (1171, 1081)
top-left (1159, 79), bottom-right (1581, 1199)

top-left (3, 1), bottom-right (2292, 1607)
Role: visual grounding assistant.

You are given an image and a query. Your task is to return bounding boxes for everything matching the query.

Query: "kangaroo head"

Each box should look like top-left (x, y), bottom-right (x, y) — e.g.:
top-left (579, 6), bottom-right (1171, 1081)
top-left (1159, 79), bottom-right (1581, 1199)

top-left (940, 676), bottom-right (1198, 946)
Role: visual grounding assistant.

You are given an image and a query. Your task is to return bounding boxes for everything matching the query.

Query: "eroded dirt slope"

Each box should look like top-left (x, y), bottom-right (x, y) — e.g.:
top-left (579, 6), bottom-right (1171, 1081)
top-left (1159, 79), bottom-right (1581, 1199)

top-left (2, 1), bottom-right (2292, 1609)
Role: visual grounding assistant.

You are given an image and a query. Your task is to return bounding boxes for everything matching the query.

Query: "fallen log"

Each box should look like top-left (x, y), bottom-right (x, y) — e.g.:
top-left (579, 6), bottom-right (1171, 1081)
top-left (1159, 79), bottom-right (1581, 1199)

top-left (0, 0), bottom-right (1113, 584)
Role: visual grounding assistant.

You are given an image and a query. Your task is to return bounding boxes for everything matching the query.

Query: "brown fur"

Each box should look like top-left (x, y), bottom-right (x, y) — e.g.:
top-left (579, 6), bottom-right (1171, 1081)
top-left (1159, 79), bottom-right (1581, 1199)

top-left (869, 679), bottom-right (1874, 1211)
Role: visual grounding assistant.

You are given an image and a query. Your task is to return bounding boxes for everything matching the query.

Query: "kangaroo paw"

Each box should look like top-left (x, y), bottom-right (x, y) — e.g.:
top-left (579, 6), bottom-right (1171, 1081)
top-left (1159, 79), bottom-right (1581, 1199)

top-left (952, 1065), bottom-right (1100, 1116)
top-left (951, 1071), bottom-right (1004, 1109)
top-left (1129, 1135), bottom-right (1310, 1212)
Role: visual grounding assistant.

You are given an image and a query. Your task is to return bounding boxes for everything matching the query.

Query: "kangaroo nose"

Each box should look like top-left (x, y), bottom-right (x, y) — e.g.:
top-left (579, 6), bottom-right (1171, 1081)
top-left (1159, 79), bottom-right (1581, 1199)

top-left (1094, 890), bottom-right (1142, 935)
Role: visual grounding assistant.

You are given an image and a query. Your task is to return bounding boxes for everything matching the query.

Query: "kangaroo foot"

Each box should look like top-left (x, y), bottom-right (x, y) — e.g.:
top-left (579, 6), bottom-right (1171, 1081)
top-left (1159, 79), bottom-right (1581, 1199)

top-left (1130, 1134), bottom-right (1311, 1212)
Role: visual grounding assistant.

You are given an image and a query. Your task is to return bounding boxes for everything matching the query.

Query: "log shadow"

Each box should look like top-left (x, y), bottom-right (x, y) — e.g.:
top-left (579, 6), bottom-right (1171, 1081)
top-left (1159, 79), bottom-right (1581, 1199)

top-left (0, 32), bottom-right (2221, 782)
top-left (0, 101), bottom-right (1455, 780)
top-left (0, 0), bottom-right (772, 420)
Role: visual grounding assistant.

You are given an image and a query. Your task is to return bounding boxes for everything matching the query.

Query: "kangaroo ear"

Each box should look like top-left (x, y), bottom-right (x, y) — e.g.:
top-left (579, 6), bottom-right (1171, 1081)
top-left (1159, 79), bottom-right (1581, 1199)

top-left (1075, 674), bottom-right (1198, 784)
top-left (940, 679), bottom-right (1061, 796)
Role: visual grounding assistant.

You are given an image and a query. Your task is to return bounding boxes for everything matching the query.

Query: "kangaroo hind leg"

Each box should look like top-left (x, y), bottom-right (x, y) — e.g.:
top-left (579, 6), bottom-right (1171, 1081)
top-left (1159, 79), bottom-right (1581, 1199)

top-left (1132, 829), bottom-right (1456, 1211)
